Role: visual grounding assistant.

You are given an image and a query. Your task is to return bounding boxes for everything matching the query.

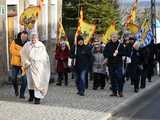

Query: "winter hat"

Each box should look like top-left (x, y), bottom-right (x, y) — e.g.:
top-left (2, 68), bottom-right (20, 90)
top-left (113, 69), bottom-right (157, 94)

top-left (129, 37), bottom-right (135, 41)
top-left (94, 39), bottom-right (101, 48)
top-left (77, 35), bottom-right (84, 41)
top-left (124, 31), bottom-right (131, 38)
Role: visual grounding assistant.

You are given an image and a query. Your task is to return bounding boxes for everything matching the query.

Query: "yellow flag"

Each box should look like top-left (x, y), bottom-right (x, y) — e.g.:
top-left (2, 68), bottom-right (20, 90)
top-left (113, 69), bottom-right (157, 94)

top-left (20, 0), bottom-right (45, 30)
top-left (20, 6), bottom-right (40, 30)
top-left (131, 0), bottom-right (137, 23)
top-left (78, 21), bottom-right (96, 45)
top-left (130, 7), bottom-right (136, 22)
top-left (124, 0), bottom-right (137, 26)
top-left (79, 7), bottom-right (83, 23)
top-left (127, 23), bottom-right (139, 35)
top-left (141, 19), bottom-right (150, 42)
top-left (57, 22), bottom-right (70, 49)
top-left (141, 19), bottom-right (149, 32)
top-left (76, 8), bottom-right (96, 45)
top-left (58, 22), bottom-right (66, 40)
top-left (102, 21), bottom-right (117, 44)
top-left (75, 8), bottom-right (84, 36)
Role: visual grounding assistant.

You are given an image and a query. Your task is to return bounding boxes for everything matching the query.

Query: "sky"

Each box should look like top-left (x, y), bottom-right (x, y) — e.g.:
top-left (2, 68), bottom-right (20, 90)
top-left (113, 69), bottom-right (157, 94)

top-left (119, 0), bottom-right (160, 4)
top-left (119, 0), bottom-right (160, 7)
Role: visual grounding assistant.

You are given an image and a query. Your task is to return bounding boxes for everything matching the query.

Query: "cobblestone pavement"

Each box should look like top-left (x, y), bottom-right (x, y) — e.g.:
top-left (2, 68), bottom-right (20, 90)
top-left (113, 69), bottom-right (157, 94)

top-left (0, 75), bottom-right (159, 120)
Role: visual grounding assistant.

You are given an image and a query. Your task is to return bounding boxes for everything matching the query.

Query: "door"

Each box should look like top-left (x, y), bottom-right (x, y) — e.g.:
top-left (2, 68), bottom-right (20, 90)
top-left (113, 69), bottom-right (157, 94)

top-left (7, 5), bottom-right (18, 70)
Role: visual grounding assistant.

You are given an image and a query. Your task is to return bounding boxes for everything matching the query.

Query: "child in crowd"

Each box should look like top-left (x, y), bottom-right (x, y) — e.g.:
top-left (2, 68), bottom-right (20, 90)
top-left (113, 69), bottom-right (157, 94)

top-left (55, 41), bottom-right (70, 86)
top-left (92, 41), bottom-right (106, 90)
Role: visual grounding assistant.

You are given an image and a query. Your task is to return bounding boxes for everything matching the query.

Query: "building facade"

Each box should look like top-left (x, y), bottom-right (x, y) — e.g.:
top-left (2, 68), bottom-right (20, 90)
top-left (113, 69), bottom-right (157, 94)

top-left (0, 0), bottom-right (8, 84)
top-left (0, 0), bottom-right (62, 84)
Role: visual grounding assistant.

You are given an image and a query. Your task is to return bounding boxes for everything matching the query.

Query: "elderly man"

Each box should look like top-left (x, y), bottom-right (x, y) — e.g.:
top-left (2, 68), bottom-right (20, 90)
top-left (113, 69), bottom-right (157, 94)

top-left (20, 33), bottom-right (50, 104)
top-left (103, 32), bottom-right (127, 97)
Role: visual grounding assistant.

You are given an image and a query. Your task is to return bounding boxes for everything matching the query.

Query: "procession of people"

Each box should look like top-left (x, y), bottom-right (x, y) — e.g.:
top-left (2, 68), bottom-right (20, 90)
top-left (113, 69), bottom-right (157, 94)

top-left (9, 26), bottom-right (159, 105)
top-left (5, 0), bottom-right (159, 106)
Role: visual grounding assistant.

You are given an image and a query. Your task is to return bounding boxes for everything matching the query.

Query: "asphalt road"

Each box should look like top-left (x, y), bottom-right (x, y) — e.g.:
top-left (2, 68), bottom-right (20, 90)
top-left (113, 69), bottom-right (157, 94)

top-left (111, 87), bottom-right (160, 120)
top-left (131, 90), bottom-right (160, 120)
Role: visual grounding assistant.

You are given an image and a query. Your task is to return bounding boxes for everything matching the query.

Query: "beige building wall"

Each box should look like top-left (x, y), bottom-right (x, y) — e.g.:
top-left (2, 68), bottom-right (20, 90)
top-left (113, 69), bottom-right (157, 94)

top-left (0, 0), bottom-right (62, 84)
top-left (57, 0), bottom-right (62, 22)
top-left (0, 0), bottom-right (8, 84)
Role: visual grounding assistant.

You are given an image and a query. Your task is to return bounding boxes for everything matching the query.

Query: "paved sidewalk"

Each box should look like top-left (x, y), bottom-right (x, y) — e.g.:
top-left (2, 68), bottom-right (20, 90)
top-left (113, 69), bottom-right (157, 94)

top-left (0, 75), bottom-right (159, 120)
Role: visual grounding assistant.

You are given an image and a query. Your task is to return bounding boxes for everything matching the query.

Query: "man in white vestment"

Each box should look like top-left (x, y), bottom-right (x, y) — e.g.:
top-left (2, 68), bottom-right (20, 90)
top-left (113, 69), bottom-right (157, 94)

top-left (20, 33), bottom-right (50, 104)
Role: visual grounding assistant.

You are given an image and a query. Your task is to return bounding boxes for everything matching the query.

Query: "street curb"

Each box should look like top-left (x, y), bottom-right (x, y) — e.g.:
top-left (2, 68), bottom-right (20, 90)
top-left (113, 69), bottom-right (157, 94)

top-left (104, 77), bottom-right (160, 120)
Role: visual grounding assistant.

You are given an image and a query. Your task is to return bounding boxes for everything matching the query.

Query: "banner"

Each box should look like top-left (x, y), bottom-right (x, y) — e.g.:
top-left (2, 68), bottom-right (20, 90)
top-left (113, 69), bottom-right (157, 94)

top-left (78, 21), bottom-right (96, 45)
top-left (102, 21), bottom-right (117, 44)
top-left (57, 22), bottom-right (70, 49)
top-left (135, 19), bottom-right (153, 48)
top-left (75, 8), bottom-right (96, 45)
top-left (127, 23), bottom-right (139, 35)
top-left (19, 0), bottom-right (44, 30)
top-left (58, 22), bottom-right (66, 41)
top-left (20, 6), bottom-right (40, 30)
top-left (125, 0), bottom-right (138, 26)
top-left (130, 0), bottom-right (137, 23)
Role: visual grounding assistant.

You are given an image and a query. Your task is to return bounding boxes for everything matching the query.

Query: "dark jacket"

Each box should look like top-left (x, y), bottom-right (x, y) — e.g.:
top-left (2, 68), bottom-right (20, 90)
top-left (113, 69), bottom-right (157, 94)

top-left (103, 41), bottom-right (127, 66)
top-left (131, 48), bottom-right (142, 65)
top-left (70, 45), bottom-right (93, 71)
top-left (131, 46), bottom-right (150, 66)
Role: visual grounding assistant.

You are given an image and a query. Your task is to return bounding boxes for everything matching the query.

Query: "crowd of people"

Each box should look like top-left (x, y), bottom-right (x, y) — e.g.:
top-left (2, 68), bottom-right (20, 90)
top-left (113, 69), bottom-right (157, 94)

top-left (55, 32), bottom-right (158, 97)
top-left (9, 30), bottom-right (159, 104)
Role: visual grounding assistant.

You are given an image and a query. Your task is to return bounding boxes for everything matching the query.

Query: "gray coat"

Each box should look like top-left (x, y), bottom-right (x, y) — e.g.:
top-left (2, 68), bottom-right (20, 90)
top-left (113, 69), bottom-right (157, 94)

top-left (92, 52), bottom-right (106, 74)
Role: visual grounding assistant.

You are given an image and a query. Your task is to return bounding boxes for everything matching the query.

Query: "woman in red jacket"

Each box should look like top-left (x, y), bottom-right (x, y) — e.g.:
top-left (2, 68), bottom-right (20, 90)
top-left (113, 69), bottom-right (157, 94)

top-left (55, 41), bottom-right (70, 86)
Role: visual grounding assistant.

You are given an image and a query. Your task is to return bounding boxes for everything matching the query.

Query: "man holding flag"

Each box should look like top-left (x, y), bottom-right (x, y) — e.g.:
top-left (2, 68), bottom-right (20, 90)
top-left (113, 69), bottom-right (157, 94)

top-left (70, 7), bottom-right (95, 96)
top-left (103, 32), bottom-right (127, 97)
top-left (70, 35), bottom-right (93, 96)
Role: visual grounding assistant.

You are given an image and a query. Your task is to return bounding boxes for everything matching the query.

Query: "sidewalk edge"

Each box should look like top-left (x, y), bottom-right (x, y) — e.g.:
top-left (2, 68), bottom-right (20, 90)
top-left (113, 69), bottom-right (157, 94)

top-left (104, 78), bottom-right (160, 120)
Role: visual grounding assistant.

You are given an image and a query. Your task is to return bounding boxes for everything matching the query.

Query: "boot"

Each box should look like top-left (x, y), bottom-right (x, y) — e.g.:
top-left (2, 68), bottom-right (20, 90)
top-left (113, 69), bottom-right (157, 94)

top-left (14, 85), bottom-right (19, 96)
top-left (118, 92), bottom-right (124, 97)
top-left (34, 97), bottom-right (40, 104)
top-left (134, 89), bottom-right (139, 93)
top-left (13, 80), bottom-right (19, 96)
top-left (28, 90), bottom-right (34, 102)
top-left (110, 92), bottom-right (117, 97)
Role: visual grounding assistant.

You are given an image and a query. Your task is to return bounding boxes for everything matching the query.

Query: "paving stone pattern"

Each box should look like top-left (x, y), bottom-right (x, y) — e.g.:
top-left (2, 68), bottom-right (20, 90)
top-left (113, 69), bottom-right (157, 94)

top-left (0, 75), bottom-right (159, 120)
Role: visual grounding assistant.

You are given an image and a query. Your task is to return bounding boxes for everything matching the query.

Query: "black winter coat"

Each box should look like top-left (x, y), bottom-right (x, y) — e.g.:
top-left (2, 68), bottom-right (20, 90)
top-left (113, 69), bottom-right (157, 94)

top-left (103, 41), bottom-right (128, 66)
top-left (70, 45), bottom-right (93, 71)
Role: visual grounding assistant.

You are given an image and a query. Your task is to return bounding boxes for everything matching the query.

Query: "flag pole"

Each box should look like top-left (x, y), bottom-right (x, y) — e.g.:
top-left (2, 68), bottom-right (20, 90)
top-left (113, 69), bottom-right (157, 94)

top-left (73, 35), bottom-right (78, 66)
top-left (115, 26), bottom-right (125, 51)
top-left (73, 1), bottom-right (81, 66)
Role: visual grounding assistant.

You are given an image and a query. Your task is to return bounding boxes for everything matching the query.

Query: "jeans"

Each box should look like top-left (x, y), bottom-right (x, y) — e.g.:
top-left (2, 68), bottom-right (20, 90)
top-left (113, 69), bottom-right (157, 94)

top-left (109, 65), bottom-right (124, 93)
top-left (20, 75), bottom-right (27, 97)
top-left (75, 70), bottom-right (87, 94)
top-left (12, 66), bottom-right (27, 97)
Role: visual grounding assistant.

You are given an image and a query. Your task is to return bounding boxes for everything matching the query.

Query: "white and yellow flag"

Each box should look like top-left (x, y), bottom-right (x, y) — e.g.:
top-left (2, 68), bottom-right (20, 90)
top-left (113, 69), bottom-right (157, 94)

top-left (102, 21), bottom-right (117, 44)
top-left (76, 8), bottom-right (96, 45)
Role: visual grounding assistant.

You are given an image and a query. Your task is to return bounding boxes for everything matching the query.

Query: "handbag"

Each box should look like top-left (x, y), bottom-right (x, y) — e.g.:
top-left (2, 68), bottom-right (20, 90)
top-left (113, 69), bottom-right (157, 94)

top-left (68, 58), bottom-right (72, 67)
